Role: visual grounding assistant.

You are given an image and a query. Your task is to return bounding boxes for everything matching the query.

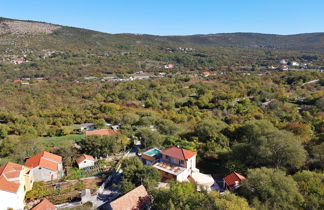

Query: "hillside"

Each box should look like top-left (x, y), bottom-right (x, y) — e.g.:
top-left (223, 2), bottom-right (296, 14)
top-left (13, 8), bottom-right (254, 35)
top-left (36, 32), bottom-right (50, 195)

top-left (1, 17), bottom-right (324, 52)
top-left (0, 17), bottom-right (324, 80)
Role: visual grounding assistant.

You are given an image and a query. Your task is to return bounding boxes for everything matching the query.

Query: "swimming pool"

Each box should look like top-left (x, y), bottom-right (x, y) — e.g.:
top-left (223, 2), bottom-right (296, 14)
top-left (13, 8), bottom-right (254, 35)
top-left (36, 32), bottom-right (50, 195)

top-left (144, 148), bottom-right (161, 156)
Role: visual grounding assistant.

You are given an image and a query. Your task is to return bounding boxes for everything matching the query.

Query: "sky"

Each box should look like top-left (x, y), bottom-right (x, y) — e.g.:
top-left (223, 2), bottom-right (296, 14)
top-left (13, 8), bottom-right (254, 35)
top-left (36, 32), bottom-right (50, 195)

top-left (0, 0), bottom-right (323, 35)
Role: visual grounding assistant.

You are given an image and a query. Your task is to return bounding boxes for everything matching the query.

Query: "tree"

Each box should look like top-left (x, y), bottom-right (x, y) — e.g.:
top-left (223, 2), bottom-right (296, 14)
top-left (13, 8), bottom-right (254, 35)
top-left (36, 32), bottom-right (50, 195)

top-left (156, 119), bottom-right (179, 135)
top-left (205, 191), bottom-right (252, 210)
top-left (121, 113), bottom-right (139, 126)
top-left (231, 120), bottom-right (306, 169)
top-left (239, 167), bottom-right (304, 209)
top-left (293, 170), bottom-right (324, 210)
top-left (120, 157), bottom-right (161, 193)
top-left (137, 128), bottom-right (162, 148)
top-left (152, 182), bottom-right (206, 210)
top-left (95, 119), bottom-right (107, 129)
top-left (0, 124), bottom-right (9, 139)
top-left (195, 119), bottom-right (228, 142)
top-left (79, 135), bottom-right (122, 158)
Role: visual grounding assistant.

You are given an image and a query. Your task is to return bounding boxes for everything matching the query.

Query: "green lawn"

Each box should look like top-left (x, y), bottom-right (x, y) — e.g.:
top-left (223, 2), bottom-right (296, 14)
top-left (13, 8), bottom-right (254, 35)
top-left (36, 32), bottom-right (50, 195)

top-left (37, 134), bottom-right (84, 147)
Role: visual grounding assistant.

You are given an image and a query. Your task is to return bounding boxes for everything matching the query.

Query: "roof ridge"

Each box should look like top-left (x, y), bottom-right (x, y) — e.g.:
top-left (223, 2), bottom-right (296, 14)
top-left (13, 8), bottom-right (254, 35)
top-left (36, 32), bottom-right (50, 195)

top-left (180, 147), bottom-right (186, 160)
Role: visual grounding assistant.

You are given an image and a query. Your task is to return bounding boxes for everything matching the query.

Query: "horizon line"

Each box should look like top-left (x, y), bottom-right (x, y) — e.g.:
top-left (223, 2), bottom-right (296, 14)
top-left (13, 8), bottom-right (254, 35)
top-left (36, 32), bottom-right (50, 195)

top-left (1, 16), bottom-right (324, 37)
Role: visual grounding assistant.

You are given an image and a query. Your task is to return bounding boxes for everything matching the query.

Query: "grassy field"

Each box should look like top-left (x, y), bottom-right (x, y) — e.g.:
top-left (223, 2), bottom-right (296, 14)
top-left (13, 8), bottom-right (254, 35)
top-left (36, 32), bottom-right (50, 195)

top-left (37, 134), bottom-right (84, 147)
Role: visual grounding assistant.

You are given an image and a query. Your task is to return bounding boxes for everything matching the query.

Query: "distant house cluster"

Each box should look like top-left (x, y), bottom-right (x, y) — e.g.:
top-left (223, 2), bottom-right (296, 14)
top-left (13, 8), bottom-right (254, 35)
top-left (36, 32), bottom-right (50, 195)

top-left (271, 59), bottom-right (305, 71)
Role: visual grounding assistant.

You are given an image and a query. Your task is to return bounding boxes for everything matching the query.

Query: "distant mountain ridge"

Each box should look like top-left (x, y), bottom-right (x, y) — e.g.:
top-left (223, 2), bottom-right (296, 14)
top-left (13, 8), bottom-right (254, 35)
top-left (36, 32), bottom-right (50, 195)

top-left (1, 17), bottom-right (324, 54)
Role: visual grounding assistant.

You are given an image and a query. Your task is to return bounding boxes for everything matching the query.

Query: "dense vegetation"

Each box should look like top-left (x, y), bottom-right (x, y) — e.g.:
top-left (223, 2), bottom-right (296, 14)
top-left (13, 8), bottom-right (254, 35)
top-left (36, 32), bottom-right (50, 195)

top-left (0, 18), bottom-right (323, 209)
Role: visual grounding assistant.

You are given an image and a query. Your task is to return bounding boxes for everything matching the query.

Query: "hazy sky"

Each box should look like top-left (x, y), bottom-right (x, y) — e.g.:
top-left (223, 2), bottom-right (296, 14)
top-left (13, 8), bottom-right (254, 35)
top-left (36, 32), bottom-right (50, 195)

top-left (0, 0), bottom-right (323, 35)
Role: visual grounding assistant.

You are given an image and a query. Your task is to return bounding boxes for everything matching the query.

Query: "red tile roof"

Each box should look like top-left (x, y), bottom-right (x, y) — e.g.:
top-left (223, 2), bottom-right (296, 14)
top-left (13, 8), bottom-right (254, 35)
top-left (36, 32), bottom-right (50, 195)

top-left (25, 151), bottom-right (62, 171)
top-left (85, 129), bottom-right (118, 136)
top-left (161, 147), bottom-right (196, 160)
top-left (110, 185), bottom-right (151, 210)
top-left (0, 162), bottom-right (23, 193)
top-left (224, 172), bottom-right (246, 189)
top-left (76, 154), bottom-right (95, 164)
top-left (32, 199), bottom-right (56, 210)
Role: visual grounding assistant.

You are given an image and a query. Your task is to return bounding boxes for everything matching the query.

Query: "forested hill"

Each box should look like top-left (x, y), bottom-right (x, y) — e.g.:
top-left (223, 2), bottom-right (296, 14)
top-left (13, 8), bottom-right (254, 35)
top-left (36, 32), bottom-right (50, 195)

top-left (1, 17), bottom-right (324, 80)
top-left (1, 17), bottom-right (324, 53)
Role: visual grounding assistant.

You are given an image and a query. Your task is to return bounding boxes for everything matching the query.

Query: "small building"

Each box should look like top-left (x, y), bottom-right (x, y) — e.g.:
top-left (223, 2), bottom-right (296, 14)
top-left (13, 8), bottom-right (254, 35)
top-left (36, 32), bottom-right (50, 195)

top-left (80, 123), bottom-right (95, 131)
top-left (190, 171), bottom-right (215, 192)
top-left (260, 99), bottom-right (274, 108)
top-left (279, 59), bottom-right (287, 65)
top-left (0, 162), bottom-right (34, 210)
top-left (164, 64), bottom-right (174, 69)
top-left (76, 154), bottom-right (95, 169)
top-left (278, 64), bottom-right (289, 71)
top-left (202, 72), bottom-right (211, 77)
top-left (85, 129), bottom-right (118, 136)
top-left (31, 198), bottom-right (56, 210)
top-left (110, 185), bottom-right (152, 210)
top-left (25, 151), bottom-right (64, 182)
top-left (288, 61), bottom-right (300, 67)
top-left (142, 148), bottom-right (161, 165)
top-left (12, 58), bottom-right (26, 65)
top-left (224, 172), bottom-right (246, 190)
top-left (153, 147), bottom-right (198, 182)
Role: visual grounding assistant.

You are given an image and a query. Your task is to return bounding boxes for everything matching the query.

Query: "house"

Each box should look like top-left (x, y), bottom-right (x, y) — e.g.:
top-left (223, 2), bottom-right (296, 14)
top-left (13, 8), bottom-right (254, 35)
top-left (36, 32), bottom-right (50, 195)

top-left (85, 129), bottom-right (118, 136)
top-left (80, 123), bottom-right (95, 131)
top-left (0, 162), bottom-right (33, 210)
top-left (76, 154), bottom-right (95, 169)
top-left (12, 58), bottom-right (26, 65)
top-left (288, 61), bottom-right (300, 67)
top-left (224, 172), bottom-right (246, 190)
top-left (279, 59), bottom-right (287, 65)
top-left (25, 151), bottom-right (64, 182)
top-left (164, 64), bottom-right (174, 69)
top-left (153, 147), bottom-right (198, 182)
top-left (202, 72), bottom-right (211, 77)
top-left (278, 64), bottom-right (289, 71)
top-left (31, 198), bottom-right (56, 210)
top-left (109, 185), bottom-right (152, 210)
top-left (13, 79), bottom-right (22, 84)
top-left (261, 99), bottom-right (274, 108)
top-left (152, 147), bottom-right (215, 190)
top-left (142, 148), bottom-right (162, 165)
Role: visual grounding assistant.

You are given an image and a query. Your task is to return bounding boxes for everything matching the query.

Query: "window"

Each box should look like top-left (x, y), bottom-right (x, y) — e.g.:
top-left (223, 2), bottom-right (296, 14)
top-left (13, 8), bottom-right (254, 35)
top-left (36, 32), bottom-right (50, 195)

top-left (180, 160), bottom-right (184, 165)
top-left (165, 155), bottom-right (170, 160)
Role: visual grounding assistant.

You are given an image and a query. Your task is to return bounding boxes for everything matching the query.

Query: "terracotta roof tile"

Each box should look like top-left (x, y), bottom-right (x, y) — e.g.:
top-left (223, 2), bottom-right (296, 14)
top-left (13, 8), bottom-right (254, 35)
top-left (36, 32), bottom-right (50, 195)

top-left (85, 129), bottom-right (118, 136)
top-left (32, 199), bottom-right (56, 210)
top-left (25, 151), bottom-right (62, 171)
top-left (0, 162), bottom-right (23, 193)
top-left (110, 185), bottom-right (151, 210)
top-left (161, 147), bottom-right (196, 160)
top-left (224, 172), bottom-right (246, 188)
top-left (76, 154), bottom-right (95, 164)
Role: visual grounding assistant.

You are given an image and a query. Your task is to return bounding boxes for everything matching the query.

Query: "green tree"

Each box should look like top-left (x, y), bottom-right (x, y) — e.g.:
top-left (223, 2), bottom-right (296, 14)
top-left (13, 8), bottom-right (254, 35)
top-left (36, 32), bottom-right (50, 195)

top-left (293, 170), bottom-right (324, 210)
top-left (205, 191), bottom-right (252, 210)
top-left (239, 167), bottom-right (304, 209)
top-left (137, 127), bottom-right (162, 148)
top-left (232, 120), bottom-right (306, 169)
top-left (120, 157), bottom-right (161, 193)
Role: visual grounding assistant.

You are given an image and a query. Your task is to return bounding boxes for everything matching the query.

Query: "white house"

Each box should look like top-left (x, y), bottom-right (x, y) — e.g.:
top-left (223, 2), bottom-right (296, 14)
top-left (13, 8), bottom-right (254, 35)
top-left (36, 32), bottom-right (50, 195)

top-left (0, 162), bottom-right (33, 210)
top-left (279, 59), bottom-right (287, 65)
top-left (76, 154), bottom-right (95, 169)
top-left (151, 147), bottom-right (214, 191)
top-left (25, 151), bottom-right (64, 182)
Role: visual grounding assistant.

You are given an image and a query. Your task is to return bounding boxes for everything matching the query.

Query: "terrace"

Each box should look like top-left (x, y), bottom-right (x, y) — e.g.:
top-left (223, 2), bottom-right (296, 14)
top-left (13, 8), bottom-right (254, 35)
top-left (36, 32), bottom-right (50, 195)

top-left (153, 161), bottom-right (186, 176)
